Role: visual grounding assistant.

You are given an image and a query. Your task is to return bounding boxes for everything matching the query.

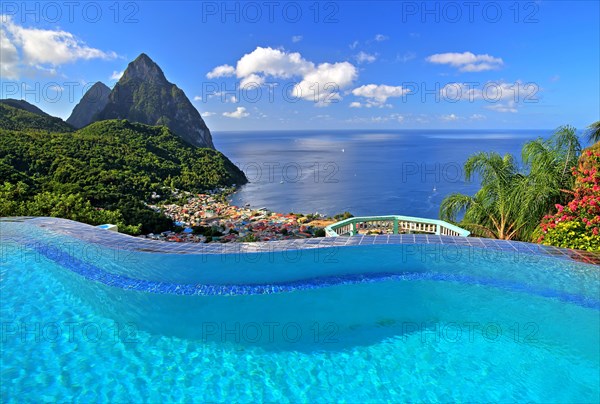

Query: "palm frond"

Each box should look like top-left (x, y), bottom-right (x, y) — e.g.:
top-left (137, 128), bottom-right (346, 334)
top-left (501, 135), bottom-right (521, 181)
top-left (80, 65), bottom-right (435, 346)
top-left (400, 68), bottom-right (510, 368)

top-left (586, 121), bottom-right (600, 143)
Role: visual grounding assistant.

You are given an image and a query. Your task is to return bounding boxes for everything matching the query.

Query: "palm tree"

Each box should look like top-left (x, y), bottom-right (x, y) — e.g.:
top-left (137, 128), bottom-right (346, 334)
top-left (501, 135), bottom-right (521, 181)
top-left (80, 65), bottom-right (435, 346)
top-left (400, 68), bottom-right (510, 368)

top-left (440, 152), bottom-right (525, 239)
top-left (518, 126), bottom-right (581, 236)
top-left (440, 126), bottom-right (582, 241)
top-left (586, 121), bottom-right (600, 143)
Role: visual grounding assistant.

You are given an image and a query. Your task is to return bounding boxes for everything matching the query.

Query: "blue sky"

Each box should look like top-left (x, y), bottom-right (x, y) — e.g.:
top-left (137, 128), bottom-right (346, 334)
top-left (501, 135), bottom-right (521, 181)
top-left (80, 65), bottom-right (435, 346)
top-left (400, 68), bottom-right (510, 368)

top-left (1, 1), bottom-right (598, 131)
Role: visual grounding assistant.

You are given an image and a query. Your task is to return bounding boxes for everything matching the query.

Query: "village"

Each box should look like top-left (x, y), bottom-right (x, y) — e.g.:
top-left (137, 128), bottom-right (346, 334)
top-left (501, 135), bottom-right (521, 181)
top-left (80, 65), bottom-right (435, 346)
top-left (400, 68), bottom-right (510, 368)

top-left (140, 191), bottom-right (339, 243)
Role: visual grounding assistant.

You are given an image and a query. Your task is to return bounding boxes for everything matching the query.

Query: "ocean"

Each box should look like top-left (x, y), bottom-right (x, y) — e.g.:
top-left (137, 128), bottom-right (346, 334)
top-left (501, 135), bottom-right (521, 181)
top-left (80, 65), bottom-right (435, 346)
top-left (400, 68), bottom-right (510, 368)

top-left (214, 129), bottom-right (551, 218)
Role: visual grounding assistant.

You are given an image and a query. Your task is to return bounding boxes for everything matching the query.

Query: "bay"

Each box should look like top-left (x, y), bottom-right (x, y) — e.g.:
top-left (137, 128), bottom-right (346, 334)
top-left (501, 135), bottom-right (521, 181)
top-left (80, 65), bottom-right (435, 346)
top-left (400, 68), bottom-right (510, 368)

top-left (214, 129), bottom-right (550, 218)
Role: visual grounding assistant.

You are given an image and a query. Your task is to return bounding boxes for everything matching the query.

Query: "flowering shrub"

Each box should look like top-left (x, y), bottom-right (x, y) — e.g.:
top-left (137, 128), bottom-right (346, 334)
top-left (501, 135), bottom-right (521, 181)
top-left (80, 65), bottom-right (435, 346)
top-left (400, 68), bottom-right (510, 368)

top-left (536, 149), bottom-right (600, 251)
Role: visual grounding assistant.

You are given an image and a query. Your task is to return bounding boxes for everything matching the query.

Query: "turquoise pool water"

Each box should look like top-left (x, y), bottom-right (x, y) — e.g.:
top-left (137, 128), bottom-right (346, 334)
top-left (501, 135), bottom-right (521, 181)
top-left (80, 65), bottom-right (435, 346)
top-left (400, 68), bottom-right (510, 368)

top-left (1, 219), bottom-right (599, 403)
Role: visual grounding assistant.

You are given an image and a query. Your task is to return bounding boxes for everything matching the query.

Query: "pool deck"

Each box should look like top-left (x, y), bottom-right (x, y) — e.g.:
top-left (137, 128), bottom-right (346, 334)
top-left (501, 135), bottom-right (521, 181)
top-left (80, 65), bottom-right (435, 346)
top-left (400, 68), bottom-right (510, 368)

top-left (2, 217), bottom-right (599, 265)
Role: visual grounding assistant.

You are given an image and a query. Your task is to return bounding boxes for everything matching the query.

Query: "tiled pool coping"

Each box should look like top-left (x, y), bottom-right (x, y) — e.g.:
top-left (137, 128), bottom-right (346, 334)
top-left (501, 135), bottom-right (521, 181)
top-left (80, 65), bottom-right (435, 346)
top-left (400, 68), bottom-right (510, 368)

top-left (2, 217), bottom-right (599, 265)
top-left (1, 217), bottom-right (598, 304)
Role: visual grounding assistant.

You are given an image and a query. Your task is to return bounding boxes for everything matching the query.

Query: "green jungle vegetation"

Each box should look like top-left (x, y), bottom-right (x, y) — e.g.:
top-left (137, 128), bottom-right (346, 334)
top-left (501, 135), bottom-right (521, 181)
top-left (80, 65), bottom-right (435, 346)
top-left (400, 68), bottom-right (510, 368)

top-left (0, 104), bottom-right (246, 235)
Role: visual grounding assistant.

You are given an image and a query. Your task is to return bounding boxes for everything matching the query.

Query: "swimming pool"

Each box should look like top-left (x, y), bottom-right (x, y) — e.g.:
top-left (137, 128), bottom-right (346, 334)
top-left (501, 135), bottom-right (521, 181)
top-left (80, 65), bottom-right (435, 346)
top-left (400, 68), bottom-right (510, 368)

top-left (1, 217), bottom-right (599, 402)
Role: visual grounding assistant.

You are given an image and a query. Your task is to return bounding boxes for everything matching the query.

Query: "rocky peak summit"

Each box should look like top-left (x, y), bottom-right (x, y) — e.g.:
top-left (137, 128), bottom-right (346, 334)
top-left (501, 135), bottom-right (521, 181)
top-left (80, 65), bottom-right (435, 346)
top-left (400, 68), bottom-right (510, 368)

top-left (83, 53), bottom-right (215, 148)
top-left (66, 82), bottom-right (111, 128)
top-left (121, 53), bottom-right (168, 83)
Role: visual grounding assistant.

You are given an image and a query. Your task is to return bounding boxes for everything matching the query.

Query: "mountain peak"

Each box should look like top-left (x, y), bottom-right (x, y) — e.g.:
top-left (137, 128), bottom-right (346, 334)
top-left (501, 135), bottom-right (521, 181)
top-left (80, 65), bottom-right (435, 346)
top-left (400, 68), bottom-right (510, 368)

top-left (66, 82), bottom-right (111, 128)
top-left (92, 53), bottom-right (214, 148)
top-left (134, 53), bottom-right (152, 62)
top-left (122, 53), bottom-right (167, 83)
top-left (89, 81), bottom-right (111, 91)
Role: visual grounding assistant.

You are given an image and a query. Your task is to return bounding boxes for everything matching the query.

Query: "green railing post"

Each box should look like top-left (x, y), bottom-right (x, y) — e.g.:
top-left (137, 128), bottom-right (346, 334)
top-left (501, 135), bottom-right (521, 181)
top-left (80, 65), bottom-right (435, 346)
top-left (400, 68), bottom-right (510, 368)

top-left (351, 221), bottom-right (357, 236)
top-left (393, 218), bottom-right (398, 234)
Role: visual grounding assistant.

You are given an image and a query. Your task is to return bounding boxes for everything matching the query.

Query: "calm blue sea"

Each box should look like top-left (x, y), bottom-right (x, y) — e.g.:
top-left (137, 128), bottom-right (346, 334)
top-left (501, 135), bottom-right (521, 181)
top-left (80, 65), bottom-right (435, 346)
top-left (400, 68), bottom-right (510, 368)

top-left (215, 129), bottom-right (551, 217)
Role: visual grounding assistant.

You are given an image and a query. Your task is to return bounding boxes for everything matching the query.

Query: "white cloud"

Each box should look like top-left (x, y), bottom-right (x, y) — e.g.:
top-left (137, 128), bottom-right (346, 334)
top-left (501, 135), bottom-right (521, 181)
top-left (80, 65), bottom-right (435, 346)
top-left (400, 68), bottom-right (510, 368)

top-left (291, 61), bottom-right (357, 104)
top-left (351, 84), bottom-right (410, 106)
top-left (440, 81), bottom-right (537, 104)
top-left (470, 114), bottom-right (486, 120)
top-left (374, 34), bottom-right (389, 42)
top-left (438, 81), bottom-right (537, 114)
top-left (349, 102), bottom-right (362, 108)
top-left (223, 107), bottom-right (249, 119)
top-left (235, 47), bottom-right (314, 79)
top-left (207, 47), bottom-right (358, 106)
top-left (1, 15), bottom-right (116, 78)
top-left (486, 100), bottom-right (518, 113)
top-left (440, 83), bottom-right (479, 101)
top-left (292, 35), bottom-right (303, 43)
top-left (355, 51), bottom-right (377, 64)
top-left (206, 64), bottom-right (235, 79)
top-left (201, 111), bottom-right (216, 117)
top-left (461, 62), bottom-right (503, 72)
top-left (346, 113), bottom-right (404, 124)
top-left (349, 40), bottom-right (359, 49)
top-left (441, 113), bottom-right (459, 121)
top-left (208, 92), bottom-right (239, 103)
top-left (193, 96), bottom-right (202, 101)
top-left (240, 73), bottom-right (265, 88)
top-left (426, 52), bottom-right (503, 72)
top-left (110, 70), bottom-right (124, 81)
top-left (480, 81), bottom-right (535, 101)
top-left (0, 28), bottom-right (19, 79)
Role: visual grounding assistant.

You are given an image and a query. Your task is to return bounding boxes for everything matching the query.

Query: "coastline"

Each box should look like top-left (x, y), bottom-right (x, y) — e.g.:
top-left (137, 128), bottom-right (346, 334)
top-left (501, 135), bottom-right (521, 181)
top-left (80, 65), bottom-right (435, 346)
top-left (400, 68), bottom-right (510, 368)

top-left (140, 190), bottom-right (336, 243)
